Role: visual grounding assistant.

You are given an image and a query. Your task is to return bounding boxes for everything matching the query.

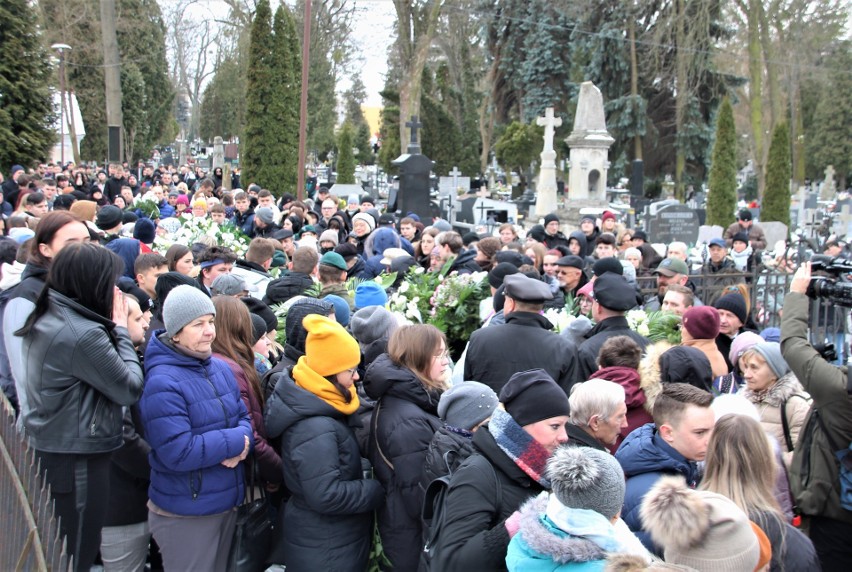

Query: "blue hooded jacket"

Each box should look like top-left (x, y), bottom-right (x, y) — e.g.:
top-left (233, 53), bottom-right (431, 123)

top-left (105, 237), bottom-right (141, 280)
top-left (140, 331), bottom-right (253, 516)
top-left (614, 423), bottom-right (701, 552)
top-left (364, 228), bottom-right (402, 278)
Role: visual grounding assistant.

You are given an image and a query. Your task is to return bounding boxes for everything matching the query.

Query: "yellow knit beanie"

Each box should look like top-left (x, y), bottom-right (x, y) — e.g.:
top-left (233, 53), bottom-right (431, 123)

top-left (303, 314), bottom-right (361, 376)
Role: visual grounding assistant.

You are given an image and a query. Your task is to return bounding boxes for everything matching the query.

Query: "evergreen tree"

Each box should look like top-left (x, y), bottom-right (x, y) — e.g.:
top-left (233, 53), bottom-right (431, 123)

top-left (377, 90), bottom-right (401, 173)
top-left (0, 0), bottom-right (56, 170)
top-left (493, 121), bottom-right (543, 196)
top-left (762, 122), bottom-right (791, 228)
top-left (243, 0), bottom-right (275, 188)
top-left (270, 5), bottom-right (300, 195)
top-left (806, 41), bottom-right (852, 190)
top-left (199, 55), bottom-right (243, 141)
top-left (706, 97), bottom-right (737, 227)
top-left (336, 123), bottom-right (356, 184)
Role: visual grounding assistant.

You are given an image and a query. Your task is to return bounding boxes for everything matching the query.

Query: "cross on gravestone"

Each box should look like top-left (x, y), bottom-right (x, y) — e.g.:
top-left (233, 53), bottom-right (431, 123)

top-left (536, 108), bottom-right (562, 153)
top-left (405, 116), bottom-right (423, 153)
top-left (450, 166), bottom-right (461, 191)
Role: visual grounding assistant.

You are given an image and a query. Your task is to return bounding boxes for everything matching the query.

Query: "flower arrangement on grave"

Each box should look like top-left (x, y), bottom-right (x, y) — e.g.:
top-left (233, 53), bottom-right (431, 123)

top-left (626, 309), bottom-right (682, 344)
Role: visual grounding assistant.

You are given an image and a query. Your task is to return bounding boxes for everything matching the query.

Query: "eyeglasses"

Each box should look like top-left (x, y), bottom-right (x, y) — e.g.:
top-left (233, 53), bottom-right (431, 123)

top-left (342, 367), bottom-right (358, 377)
top-left (433, 350), bottom-right (449, 361)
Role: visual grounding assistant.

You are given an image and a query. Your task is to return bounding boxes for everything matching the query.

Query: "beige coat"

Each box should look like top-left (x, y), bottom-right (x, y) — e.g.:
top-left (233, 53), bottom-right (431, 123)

top-left (743, 372), bottom-right (811, 467)
top-left (681, 338), bottom-right (728, 379)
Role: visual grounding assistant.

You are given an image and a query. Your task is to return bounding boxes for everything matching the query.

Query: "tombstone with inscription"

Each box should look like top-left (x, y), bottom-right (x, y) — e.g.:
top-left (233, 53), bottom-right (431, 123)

top-left (535, 107), bottom-right (562, 216)
top-left (391, 116), bottom-right (434, 220)
top-left (646, 202), bottom-right (701, 245)
top-left (212, 136), bottom-right (225, 170)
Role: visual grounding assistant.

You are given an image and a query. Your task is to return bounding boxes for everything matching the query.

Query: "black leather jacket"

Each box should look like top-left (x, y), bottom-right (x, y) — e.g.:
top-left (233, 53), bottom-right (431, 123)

top-left (18, 290), bottom-right (145, 453)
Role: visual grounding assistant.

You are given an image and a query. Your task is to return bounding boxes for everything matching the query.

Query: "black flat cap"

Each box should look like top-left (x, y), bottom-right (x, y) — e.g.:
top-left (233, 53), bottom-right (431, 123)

top-left (593, 273), bottom-right (642, 312)
top-left (555, 255), bottom-right (585, 270)
top-left (502, 273), bottom-right (553, 303)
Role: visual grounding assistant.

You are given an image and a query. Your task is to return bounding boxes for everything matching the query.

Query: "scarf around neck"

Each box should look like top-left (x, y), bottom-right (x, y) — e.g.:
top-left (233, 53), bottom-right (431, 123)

top-left (292, 355), bottom-right (360, 415)
top-left (489, 407), bottom-right (552, 487)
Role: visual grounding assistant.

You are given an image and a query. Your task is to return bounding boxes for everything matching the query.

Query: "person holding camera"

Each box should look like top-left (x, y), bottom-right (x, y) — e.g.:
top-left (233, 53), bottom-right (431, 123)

top-left (782, 261), bottom-right (852, 569)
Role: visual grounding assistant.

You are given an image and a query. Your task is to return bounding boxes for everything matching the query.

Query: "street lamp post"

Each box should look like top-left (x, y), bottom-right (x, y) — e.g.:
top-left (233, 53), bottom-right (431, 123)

top-left (51, 43), bottom-right (72, 166)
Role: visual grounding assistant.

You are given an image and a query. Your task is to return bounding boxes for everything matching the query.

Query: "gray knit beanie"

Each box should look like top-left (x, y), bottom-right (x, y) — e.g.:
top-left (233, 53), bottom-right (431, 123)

top-left (350, 306), bottom-right (397, 348)
top-left (750, 341), bottom-right (789, 379)
top-left (547, 446), bottom-right (625, 520)
top-left (437, 381), bottom-right (499, 431)
top-left (163, 284), bottom-right (215, 338)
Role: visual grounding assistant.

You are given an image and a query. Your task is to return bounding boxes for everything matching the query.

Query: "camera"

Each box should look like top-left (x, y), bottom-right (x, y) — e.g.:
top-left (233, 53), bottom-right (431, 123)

top-left (807, 255), bottom-right (852, 307)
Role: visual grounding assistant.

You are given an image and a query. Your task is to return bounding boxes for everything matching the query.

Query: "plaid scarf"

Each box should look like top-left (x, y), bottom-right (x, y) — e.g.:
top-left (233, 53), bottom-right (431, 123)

top-left (489, 407), bottom-right (551, 487)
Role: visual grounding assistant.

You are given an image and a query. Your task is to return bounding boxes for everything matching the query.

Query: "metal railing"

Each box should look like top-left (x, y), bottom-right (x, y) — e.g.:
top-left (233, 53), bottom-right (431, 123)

top-left (636, 268), bottom-right (845, 358)
top-left (0, 393), bottom-right (72, 571)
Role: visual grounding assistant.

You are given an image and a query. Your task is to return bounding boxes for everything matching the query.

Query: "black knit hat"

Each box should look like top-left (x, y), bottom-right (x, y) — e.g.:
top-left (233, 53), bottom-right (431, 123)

top-left (241, 296), bottom-right (278, 333)
top-left (528, 225), bottom-right (548, 243)
top-left (714, 292), bottom-right (747, 324)
top-left (499, 369), bottom-right (570, 425)
top-left (544, 214), bottom-right (560, 226)
top-left (488, 262), bottom-right (520, 289)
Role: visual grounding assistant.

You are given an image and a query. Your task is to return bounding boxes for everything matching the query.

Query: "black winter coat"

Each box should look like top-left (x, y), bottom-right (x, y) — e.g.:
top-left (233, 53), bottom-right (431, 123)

top-left (263, 271), bottom-right (314, 305)
top-left (364, 354), bottom-right (442, 571)
top-left (104, 406), bottom-right (151, 526)
top-left (420, 426), bottom-right (476, 490)
top-left (449, 249), bottom-right (480, 275)
top-left (265, 371), bottom-right (384, 572)
top-left (434, 426), bottom-right (546, 571)
top-left (577, 316), bottom-right (649, 382)
top-left (464, 312), bottom-right (579, 395)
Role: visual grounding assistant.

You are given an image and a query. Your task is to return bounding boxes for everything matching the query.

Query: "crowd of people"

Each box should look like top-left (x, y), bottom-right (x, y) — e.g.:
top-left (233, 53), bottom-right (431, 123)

top-left (0, 160), bottom-right (851, 572)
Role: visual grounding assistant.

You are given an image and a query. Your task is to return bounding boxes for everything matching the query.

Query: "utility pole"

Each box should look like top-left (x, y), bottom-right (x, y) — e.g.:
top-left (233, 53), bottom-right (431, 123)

top-left (296, 0), bottom-right (312, 201)
top-left (100, 0), bottom-right (123, 164)
top-left (51, 43), bottom-right (72, 166)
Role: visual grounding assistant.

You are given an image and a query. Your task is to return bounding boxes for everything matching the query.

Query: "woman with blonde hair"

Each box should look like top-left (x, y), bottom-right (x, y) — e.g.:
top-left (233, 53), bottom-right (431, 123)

top-left (524, 242), bottom-right (547, 275)
top-left (701, 413), bottom-right (818, 571)
top-left (498, 222), bottom-right (519, 245)
top-left (364, 324), bottom-right (448, 570)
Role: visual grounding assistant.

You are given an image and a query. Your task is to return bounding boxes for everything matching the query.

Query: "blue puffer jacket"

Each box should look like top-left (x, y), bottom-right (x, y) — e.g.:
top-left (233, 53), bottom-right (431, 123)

top-left (141, 331), bottom-right (253, 516)
top-left (614, 423), bottom-right (700, 553)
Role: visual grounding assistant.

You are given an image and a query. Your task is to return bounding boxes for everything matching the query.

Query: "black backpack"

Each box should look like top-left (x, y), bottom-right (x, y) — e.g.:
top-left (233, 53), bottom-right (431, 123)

top-left (421, 454), bottom-right (501, 569)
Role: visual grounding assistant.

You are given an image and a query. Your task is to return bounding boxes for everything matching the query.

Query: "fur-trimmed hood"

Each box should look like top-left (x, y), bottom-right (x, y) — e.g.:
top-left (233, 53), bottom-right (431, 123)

top-left (741, 371), bottom-right (806, 407)
top-left (514, 493), bottom-right (608, 564)
top-left (638, 341), bottom-right (672, 413)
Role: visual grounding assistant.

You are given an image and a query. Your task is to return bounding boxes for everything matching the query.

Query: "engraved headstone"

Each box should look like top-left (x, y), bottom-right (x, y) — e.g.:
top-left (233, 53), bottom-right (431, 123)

top-left (212, 136), bottom-right (225, 170)
top-left (647, 203), bottom-right (701, 245)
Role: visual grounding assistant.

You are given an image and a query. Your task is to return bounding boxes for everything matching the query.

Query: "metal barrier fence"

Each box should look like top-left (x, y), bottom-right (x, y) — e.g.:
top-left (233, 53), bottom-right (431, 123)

top-left (636, 268), bottom-right (845, 359)
top-left (0, 393), bottom-right (72, 571)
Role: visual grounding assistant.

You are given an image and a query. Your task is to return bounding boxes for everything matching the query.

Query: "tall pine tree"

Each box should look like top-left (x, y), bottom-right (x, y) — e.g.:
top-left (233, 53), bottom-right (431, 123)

top-left (336, 123), bottom-right (356, 184)
top-left (270, 5), bottom-right (300, 195)
top-left (706, 97), bottom-right (737, 227)
top-left (762, 122), bottom-right (791, 228)
top-left (243, 0), bottom-right (275, 188)
top-left (0, 0), bottom-right (56, 170)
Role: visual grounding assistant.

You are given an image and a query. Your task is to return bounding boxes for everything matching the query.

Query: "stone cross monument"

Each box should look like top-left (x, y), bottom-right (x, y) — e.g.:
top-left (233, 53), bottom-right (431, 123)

top-left (565, 82), bottom-right (615, 201)
top-left (535, 107), bottom-right (562, 216)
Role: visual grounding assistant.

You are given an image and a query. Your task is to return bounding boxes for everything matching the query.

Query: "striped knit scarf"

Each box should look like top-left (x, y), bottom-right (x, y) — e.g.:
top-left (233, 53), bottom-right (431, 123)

top-left (488, 407), bottom-right (551, 488)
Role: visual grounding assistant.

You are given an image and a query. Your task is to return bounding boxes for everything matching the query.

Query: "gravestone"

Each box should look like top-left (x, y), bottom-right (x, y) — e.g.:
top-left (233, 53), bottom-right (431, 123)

top-left (821, 165), bottom-right (836, 200)
top-left (565, 82), bottom-right (615, 201)
top-left (646, 203), bottom-right (701, 245)
top-left (761, 222), bottom-right (788, 251)
top-left (805, 192), bottom-right (818, 210)
top-left (535, 107), bottom-right (562, 216)
top-left (439, 167), bottom-right (470, 197)
top-left (698, 225), bottom-right (725, 244)
top-left (212, 136), bottom-right (225, 170)
top-left (391, 116), bottom-right (434, 220)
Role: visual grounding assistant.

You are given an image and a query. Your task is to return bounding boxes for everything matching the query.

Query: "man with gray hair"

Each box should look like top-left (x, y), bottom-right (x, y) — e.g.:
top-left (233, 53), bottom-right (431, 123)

top-left (665, 242), bottom-right (688, 261)
top-left (568, 378), bottom-right (627, 451)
